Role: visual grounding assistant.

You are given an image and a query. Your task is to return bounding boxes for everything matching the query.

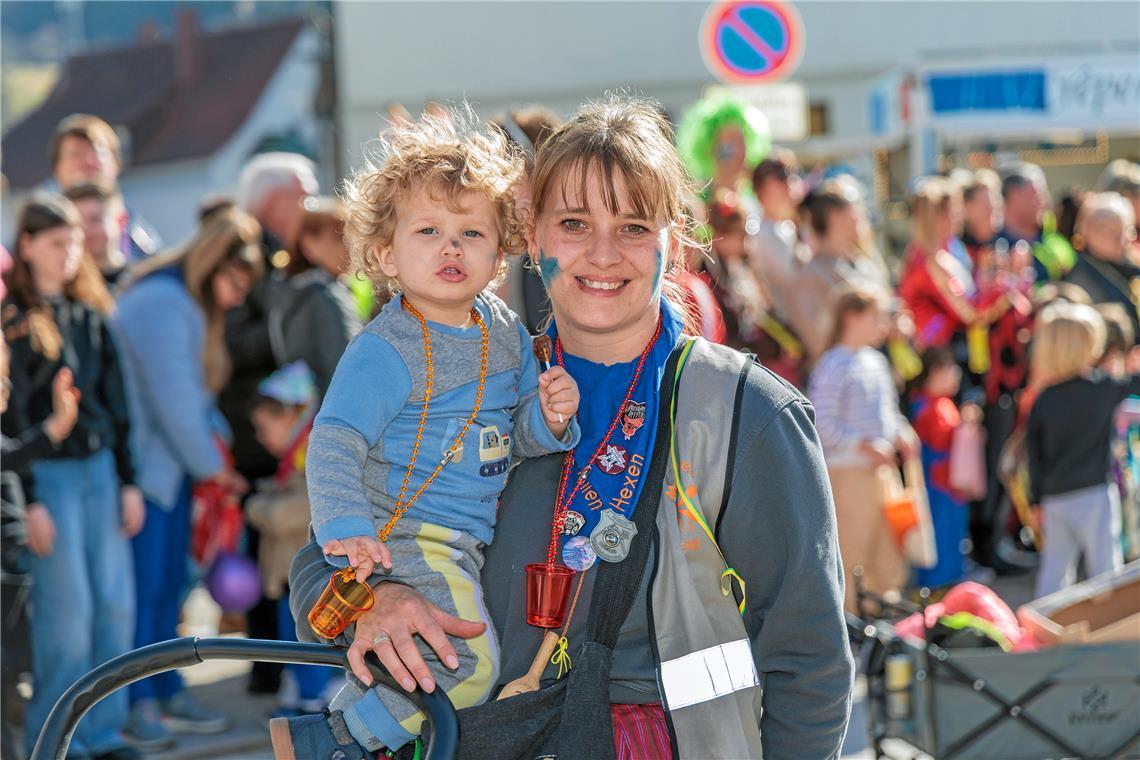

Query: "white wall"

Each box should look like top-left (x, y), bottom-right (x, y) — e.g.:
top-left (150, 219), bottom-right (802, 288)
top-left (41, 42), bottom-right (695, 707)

top-left (336, 1), bottom-right (1140, 170)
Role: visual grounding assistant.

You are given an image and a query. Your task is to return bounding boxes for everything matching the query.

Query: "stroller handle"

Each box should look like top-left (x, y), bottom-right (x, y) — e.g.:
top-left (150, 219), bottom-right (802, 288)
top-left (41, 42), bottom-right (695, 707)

top-left (30, 637), bottom-right (458, 760)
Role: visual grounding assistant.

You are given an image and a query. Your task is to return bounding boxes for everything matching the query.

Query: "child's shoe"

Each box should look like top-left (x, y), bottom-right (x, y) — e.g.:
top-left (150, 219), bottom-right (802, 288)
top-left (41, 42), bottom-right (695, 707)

top-left (122, 699), bottom-right (175, 751)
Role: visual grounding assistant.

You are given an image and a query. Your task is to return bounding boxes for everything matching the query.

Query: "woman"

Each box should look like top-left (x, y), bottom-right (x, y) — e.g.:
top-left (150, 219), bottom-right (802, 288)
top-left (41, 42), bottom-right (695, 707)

top-left (899, 177), bottom-right (1009, 353)
top-left (284, 98), bottom-right (852, 759)
top-left (788, 180), bottom-right (891, 364)
top-left (113, 208), bottom-right (261, 749)
top-left (269, 197), bottom-right (362, 396)
top-left (705, 188), bottom-right (803, 386)
top-left (1, 193), bottom-right (141, 759)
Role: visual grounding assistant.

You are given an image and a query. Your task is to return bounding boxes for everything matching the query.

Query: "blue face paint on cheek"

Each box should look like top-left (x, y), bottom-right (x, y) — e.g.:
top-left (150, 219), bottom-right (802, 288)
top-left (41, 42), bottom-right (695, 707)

top-left (651, 247), bottom-right (664, 296)
top-left (537, 248), bottom-right (561, 289)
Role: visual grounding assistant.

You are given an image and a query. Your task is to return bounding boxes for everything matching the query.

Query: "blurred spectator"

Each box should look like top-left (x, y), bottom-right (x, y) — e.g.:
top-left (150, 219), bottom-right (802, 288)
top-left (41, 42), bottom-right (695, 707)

top-left (245, 362), bottom-right (335, 717)
top-left (236, 153), bottom-right (319, 253)
top-left (676, 198), bottom-right (726, 343)
top-left (748, 148), bottom-right (806, 322)
top-left (223, 153), bottom-right (318, 479)
top-left (808, 286), bottom-right (916, 610)
top-left (1065, 191), bottom-right (1140, 338)
top-left (114, 208), bottom-right (263, 748)
top-left (996, 162), bottom-right (1075, 281)
top-left (1, 193), bottom-right (140, 759)
top-left (1096, 303), bottom-right (1135, 378)
top-left (959, 169), bottom-right (1002, 272)
top-left (1097, 303), bottom-right (1140, 563)
top-left (49, 114), bottom-right (160, 262)
top-left (909, 346), bottom-right (976, 590)
top-left (229, 152), bottom-right (319, 696)
top-left (706, 188), bottom-right (801, 383)
top-left (790, 180), bottom-right (890, 363)
top-left (1027, 303), bottom-right (1136, 597)
top-left (63, 181), bottom-right (129, 287)
top-left (676, 91), bottom-right (769, 203)
top-left (1055, 187), bottom-right (1087, 242)
top-left (1, 335), bottom-right (79, 760)
top-left (1096, 159), bottom-right (1140, 227)
top-left (898, 177), bottom-right (1008, 353)
top-left (270, 197), bottom-right (361, 396)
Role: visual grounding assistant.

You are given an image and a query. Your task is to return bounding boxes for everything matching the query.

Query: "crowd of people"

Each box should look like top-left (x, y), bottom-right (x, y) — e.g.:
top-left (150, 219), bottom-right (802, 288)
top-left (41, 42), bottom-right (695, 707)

top-left (1, 95), bottom-right (1137, 758)
top-left (669, 95), bottom-right (1140, 617)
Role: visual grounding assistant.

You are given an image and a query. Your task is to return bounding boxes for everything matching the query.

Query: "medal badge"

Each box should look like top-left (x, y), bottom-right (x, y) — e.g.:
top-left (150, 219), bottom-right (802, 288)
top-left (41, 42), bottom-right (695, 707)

top-left (589, 508), bottom-right (638, 562)
top-left (620, 400), bottom-right (646, 440)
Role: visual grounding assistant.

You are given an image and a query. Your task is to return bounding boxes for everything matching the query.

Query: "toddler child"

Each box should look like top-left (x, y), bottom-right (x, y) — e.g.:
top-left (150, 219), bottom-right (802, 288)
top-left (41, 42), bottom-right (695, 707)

top-left (808, 286), bottom-right (918, 611)
top-left (910, 347), bottom-right (979, 589)
top-left (271, 110), bottom-right (580, 757)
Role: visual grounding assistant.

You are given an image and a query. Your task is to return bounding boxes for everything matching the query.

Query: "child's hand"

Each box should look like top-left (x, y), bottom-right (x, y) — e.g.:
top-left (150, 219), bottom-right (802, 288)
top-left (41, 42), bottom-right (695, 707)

top-left (895, 426), bottom-right (920, 462)
top-left (538, 366), bottom-right (579, 439)
top-left (324, 535), bottom-right (392, 582)
top-left (859, 438), bottom-right (897, 468)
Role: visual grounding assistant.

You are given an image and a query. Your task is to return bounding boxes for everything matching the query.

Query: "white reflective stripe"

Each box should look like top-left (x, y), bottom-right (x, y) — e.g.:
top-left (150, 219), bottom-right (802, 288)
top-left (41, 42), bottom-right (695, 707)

top-left (659, 639), bottom-right (759, 710)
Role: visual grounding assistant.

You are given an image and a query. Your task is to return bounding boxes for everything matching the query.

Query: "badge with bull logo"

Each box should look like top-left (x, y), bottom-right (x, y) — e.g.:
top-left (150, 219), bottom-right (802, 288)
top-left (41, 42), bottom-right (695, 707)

top-left (590, 508), bottom-right (638, 562)
top-left (562, 510), bottom-right (586, 536)
top-left (620, 400), bottom-right (646, 440)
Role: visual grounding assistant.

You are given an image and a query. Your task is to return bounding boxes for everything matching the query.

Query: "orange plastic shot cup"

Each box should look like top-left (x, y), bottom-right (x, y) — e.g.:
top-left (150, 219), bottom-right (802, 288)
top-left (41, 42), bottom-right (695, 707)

top-left (308, 567), bottom-right (376, 639)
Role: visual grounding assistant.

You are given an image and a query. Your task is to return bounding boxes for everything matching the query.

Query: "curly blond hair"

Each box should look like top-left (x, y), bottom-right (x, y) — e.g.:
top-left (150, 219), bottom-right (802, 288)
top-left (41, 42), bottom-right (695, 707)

top-left (343, 106), bottom-right (527, 293)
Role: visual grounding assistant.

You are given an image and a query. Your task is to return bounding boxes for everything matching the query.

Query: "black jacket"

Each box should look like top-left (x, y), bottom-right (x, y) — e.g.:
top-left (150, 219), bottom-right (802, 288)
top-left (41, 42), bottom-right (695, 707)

top-left (218, 231), bottom-right (284, 480)
top-left (267, 269), bottom-right (360, 397)
top-left (1065, 250), bottom-right (1140, 338)
top-left (1027, 371), bottom-right (1140, 502)
top-left (1, 298), bottom-right (136, 500)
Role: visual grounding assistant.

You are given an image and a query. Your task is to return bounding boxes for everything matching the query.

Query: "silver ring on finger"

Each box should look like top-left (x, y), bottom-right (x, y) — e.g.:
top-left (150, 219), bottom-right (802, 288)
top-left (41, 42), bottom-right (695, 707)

top-left (371, 633), bottom-right (391, 647)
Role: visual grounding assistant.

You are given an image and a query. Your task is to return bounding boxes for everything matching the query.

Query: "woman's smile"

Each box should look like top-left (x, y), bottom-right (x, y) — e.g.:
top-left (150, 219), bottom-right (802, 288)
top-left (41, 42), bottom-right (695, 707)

top-left (575, 274), bottom-right (629, 294)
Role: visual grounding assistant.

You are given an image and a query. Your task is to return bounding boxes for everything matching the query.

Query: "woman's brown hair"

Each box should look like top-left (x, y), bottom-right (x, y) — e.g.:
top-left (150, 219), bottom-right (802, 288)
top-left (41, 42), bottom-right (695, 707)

top-left (2, 192), bottom-right (114, 360)
top-left (127, 207), bottom-right (263, 391)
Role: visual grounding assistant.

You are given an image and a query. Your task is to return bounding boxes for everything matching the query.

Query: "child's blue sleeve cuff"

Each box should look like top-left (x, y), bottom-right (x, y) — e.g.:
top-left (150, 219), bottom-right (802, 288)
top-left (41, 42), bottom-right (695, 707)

top-left (526, 397), bottom-right (581, 452)
top-left (344, 688), bottom-right (417, 752)
top-left (315, 516), bottom-right (377, 567)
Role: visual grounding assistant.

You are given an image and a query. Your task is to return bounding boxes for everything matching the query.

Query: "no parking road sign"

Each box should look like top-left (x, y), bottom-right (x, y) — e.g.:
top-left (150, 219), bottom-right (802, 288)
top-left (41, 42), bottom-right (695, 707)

top-left (701, 1), bottom-right (804, 83)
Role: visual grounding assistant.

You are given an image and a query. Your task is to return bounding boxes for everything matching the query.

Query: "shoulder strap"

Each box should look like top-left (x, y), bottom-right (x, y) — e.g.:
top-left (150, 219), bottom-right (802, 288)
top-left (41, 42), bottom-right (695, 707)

top-left (584, 340), bottom-right (686, 648)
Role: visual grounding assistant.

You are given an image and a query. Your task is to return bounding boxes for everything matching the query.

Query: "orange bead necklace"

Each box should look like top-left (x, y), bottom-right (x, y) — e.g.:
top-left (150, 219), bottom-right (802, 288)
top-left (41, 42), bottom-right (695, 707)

top-left (377, 298), bottom-right (489, 541)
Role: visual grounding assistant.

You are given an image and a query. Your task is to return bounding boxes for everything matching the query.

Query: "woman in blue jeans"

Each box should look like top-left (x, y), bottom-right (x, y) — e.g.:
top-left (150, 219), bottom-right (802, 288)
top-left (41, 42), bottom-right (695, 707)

top-left (1, 193), bottom-right (141, 760)
top-left (114, 207), bottom-right (262, 750)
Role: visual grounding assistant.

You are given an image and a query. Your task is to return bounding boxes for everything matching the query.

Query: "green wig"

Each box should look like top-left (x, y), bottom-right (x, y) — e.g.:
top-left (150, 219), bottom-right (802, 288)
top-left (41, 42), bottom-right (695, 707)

top-left (676, 90), bottom-right (771, 184)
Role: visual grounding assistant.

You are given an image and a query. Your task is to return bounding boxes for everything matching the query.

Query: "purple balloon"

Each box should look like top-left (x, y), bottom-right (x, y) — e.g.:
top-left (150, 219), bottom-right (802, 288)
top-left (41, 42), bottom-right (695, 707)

top-left (205, 552), bottom-right (262, 613)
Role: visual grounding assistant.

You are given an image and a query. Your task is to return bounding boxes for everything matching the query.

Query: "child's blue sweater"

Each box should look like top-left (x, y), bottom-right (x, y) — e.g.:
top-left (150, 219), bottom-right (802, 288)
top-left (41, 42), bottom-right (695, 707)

top-left (308, 293), bottom-right (578, 550)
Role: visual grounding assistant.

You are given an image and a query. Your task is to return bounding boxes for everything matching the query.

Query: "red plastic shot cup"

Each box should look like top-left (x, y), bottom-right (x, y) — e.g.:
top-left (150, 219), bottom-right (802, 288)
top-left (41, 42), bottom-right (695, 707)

top-left (525, 563), bottom-right (574, 628)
